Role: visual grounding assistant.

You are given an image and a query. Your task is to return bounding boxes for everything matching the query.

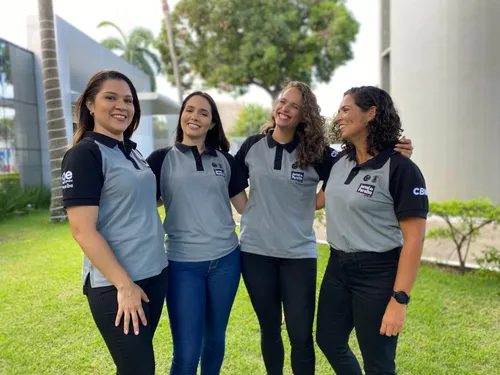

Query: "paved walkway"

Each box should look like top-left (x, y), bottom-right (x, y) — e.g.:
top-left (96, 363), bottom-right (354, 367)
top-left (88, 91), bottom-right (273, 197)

top-left (233, 211), bottom-right (500, 269)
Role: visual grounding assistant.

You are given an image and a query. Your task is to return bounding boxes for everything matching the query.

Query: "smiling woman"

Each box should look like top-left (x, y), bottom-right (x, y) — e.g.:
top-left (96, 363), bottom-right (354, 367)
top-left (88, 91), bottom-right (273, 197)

top-left (62, 70), bottom-right (168, 375)
top-left (146, 91), bottom-right (248, 375)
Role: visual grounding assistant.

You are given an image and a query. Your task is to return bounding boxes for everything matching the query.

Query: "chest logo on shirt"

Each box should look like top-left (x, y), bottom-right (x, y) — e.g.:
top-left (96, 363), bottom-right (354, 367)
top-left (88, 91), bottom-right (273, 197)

top-left (357, 183), bottom-right (375, 198)
top-left (291, 171), bottom-right (304, 182)
top-left (214, 168), bottom-right (225, 177)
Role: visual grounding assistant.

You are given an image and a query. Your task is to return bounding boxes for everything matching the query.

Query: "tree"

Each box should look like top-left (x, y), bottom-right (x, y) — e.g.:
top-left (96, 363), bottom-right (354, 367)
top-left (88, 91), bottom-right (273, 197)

top-left (0, 41), bottom-right (12, 90)
top-left (0, 118), bottom-right (14, 140)
top-left (157, 0), bottom-right (359, 101)
top-left (98, 22), bottom-right (161, 91)
top-left (229, 104), bottom-right (269, 137)
top-left (161, 0), bottom-right (183, 103)
top-left (427, 198), bottom-right (500, 274)
top-left (38, 0), bottom-right (68, 222)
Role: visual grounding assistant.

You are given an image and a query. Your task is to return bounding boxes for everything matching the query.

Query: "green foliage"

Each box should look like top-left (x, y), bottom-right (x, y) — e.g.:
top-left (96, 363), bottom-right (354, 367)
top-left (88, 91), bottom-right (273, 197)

top-left (1, 212), bottom-right (499, 374)
top-left (98, 21), bottom-right (161, 91)
top-left (0, 172), bottom-right (19, 184)
top-left (0, 117), bottom-right (15, 140)
top-left (229, 104), bottom-right (269, 137)
top-left (325, 114), bottom-right (341, 144)
top-left (0, 180), bottom-right (50, 221)
top-left (157, 0), bottom-right (359, 100)
top-left (427, 198), bottom-right (500, 274)
top-left (476, 246), bottom-right (500, 271)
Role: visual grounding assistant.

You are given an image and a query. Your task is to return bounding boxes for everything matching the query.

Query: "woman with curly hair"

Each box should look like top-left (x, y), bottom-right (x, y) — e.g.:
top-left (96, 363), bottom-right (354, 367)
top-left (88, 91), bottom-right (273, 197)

top-left (234, 82), bottom-right (412, 375)
top-left (316, 86), bottom-right (428, 375)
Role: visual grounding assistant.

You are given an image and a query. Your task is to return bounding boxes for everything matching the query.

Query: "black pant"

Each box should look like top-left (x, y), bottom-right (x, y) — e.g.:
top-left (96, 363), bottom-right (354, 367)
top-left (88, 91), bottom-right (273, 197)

top-left (241, 252), bottom-right (317, 375)
top-left (84, 267), bottom-right (168, 375)
top-left (316, 248), bottom-right (400, 375)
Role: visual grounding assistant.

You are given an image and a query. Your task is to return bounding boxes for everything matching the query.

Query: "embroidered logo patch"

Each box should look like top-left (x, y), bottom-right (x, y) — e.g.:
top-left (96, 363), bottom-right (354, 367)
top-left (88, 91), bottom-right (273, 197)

top-left (214, 168), bottom-right (225, 177)
top-left (357, 183), bottom-right (375, 197)
top-left (291, 171), bottom-right (304, 182)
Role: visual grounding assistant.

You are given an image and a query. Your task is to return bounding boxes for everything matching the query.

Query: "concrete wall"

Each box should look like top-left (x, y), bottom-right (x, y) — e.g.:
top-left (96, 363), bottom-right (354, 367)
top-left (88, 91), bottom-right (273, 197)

top-left (385, 0), bottom-right (500, 203)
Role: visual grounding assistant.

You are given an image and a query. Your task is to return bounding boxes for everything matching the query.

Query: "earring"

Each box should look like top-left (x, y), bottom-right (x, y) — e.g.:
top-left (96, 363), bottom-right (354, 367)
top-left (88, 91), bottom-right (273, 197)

top-left (90, 111), bottom-right (94, 116)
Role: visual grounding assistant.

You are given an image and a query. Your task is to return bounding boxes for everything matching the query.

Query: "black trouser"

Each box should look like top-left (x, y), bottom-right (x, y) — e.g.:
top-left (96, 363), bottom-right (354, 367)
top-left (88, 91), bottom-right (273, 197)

top-left (316, 247), bottom-right (400, 375)
top-left (84, 267), bottom-right (168, 375)
top-left (241, 252), bottom-right (317, 375)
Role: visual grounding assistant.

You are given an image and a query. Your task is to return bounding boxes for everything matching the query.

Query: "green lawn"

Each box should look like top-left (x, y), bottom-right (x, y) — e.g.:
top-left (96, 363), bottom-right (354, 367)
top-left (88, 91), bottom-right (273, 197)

top-left (0, 211), bottom-right (499, 375)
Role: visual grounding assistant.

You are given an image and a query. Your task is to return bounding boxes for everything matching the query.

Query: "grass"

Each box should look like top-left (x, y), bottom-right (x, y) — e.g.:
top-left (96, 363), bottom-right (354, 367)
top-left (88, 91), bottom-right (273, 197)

top-left (0, 211), bottom-right (499, 375)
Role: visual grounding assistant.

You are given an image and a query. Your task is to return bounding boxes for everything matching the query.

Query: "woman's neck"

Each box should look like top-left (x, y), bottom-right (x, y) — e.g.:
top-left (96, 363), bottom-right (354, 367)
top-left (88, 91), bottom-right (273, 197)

top-left (272, 126), bottom-right (295, 144)
top-left (182, 135), bottom-right (206, 153)
top-left (93, 124), bottom-right (123, 141)
top-left (352, 139), bottom-right (376, 165)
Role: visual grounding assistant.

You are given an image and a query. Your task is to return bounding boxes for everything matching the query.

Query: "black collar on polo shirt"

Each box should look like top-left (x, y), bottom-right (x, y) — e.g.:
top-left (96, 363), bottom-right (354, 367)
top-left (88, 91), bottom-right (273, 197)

top-left (266, 130), bottom-right (299, 153)
top-left (83, 131), bottom-right (137, 154)
top-left (175, 141), bottom-right (218, 157)
top-left (343, 148), bottom-right (395, 185)
top-left (354, 148), bottom-right (395, 170)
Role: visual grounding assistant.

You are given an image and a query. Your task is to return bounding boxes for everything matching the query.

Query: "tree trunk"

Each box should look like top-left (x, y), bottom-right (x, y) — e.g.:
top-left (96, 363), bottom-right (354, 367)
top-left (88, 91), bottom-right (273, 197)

top-left (38, 0), bottom-right (68, 222)
top-left (161, 0), bottom-right (183, 103)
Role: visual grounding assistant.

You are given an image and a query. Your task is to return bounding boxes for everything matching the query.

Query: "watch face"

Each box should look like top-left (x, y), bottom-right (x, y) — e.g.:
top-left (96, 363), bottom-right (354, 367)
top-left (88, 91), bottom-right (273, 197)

top-left (394, 291), bottom-right (410, 304)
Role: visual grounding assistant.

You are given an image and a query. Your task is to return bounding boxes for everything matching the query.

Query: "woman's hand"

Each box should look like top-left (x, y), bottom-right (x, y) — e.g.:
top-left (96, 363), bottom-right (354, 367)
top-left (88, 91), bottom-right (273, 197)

top-left (379, 298), bottom-right (407, 336)
top-left (394, 136), bottom-right (413, 158)
top-left (115, 282), bottom-right (150, 335)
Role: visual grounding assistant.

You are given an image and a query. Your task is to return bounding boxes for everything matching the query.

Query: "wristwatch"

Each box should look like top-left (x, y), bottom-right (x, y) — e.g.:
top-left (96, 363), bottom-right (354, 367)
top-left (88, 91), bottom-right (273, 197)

top-left (392, 290), bottom-right (410, 305)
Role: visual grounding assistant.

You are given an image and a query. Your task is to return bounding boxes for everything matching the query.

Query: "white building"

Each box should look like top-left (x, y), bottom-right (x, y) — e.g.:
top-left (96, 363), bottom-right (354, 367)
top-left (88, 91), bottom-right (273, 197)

top-left (380, 0), bottom-right (500, 203)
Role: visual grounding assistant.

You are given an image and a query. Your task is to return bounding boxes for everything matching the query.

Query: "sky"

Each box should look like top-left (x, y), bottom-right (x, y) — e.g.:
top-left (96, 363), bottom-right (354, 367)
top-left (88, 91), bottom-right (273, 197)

top-left (0, 0), bottom-right (381, 116)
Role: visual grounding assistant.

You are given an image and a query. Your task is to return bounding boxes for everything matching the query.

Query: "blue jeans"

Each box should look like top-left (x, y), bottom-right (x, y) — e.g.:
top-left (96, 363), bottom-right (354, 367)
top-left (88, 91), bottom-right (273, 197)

top-left (166, 247), bottom-right (241, 375)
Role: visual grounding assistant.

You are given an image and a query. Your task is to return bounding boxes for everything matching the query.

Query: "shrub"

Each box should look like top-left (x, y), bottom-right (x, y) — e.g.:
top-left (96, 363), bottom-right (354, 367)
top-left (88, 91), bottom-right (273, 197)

top-left (427, 198), bottom-right (500, 274)
top-left (0, 179), bottom-right (50, 221)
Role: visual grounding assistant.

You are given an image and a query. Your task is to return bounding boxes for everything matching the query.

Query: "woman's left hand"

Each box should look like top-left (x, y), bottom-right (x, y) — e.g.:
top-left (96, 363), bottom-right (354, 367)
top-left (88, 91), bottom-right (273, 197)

top-left (380, 298), bottom-right (407, 337)
top-left (394, 136), bottom-right (413, 158)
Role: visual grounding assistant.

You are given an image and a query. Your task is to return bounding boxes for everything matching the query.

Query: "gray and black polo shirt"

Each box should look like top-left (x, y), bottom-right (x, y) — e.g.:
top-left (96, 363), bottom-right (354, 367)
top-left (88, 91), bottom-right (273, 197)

top-left (146, 142), bottom-right (248, 262)
top-left (61, 131), bottom-right (167, 288)
top-left (323, 148), bottom-right (429, 253)
top-left (235, 131), bottom-right (333, 259)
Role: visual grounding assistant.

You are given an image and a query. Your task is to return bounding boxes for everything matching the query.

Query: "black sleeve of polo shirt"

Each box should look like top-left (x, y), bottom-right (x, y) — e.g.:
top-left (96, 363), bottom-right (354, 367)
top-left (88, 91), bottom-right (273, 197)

top-left (220, 151), bottom-right (249, 198)
top-left (146, 147), bottom-right (171, 201)
top-left (319, 148), bottom-right (345, 191)
top-left (389, 153), bottom-right (429, 220)
top-left (234, 134), bottom-right (265, 181)
top-left (61, 140), bottom-right (104, 207)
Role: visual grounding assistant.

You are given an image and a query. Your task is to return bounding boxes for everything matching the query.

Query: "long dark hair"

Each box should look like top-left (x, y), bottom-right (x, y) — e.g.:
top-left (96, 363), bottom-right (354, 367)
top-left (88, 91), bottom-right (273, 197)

top-left (175, 91), bottom-right (230, 152)
top-left (72, 70), bottom-right (141, 145)
top-left (262, 81), bottom-right (327, 168)
top-left (341, 86), bottom-right (402, 158)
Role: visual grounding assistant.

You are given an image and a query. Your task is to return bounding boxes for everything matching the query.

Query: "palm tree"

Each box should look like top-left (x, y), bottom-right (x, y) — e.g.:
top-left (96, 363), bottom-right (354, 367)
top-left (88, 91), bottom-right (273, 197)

top-left (161, 0), bottom-right (183, 103)
top-left (38, 0), bottom-right (68, 222)
top-left (98, 22), bottom-right (161, 91)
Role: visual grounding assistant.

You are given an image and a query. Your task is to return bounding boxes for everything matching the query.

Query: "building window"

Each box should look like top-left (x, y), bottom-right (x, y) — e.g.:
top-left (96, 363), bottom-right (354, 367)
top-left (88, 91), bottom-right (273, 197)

top-left (0, 39), bottom-right (42, 185)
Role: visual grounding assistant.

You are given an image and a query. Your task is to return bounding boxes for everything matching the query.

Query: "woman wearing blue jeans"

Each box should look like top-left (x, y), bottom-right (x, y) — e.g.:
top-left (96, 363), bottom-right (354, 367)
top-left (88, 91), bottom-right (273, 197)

top-left (147, 92), bottom-right (247, 375)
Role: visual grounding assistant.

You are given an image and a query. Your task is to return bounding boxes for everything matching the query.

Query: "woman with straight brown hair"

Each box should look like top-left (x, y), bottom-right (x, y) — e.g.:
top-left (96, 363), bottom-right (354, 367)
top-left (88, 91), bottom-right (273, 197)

top-left (61, 70), bottom-right (168, 375)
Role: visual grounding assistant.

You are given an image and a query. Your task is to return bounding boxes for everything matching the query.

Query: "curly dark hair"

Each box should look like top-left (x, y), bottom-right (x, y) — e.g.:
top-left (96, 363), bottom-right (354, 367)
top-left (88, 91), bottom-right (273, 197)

top-left (340, 86), bottom-right (403, 159)
top-left (262, 81), bottom-right (327, 168)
